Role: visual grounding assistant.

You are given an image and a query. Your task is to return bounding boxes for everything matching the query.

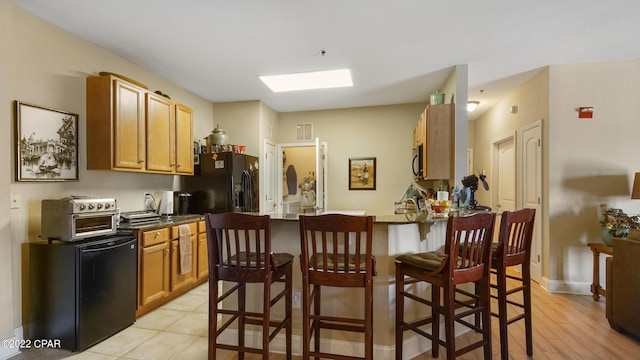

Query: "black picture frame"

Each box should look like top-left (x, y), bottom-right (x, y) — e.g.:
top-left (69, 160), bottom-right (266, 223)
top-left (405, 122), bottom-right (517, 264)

top-left (15, 101), bottom-right (79, 181)
top-left (349, 157), bottom-right (376, 190)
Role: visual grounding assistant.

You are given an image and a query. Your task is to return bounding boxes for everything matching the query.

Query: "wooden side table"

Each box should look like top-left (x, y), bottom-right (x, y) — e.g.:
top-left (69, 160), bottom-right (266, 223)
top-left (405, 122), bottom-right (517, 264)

top-left (588, 243), bottom-right (613, 301)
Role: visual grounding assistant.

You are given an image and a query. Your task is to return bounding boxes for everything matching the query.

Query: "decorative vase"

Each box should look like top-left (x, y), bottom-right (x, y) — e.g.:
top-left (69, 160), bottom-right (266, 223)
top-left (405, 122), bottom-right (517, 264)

top-left (600, 227), bottom-right (630, 246)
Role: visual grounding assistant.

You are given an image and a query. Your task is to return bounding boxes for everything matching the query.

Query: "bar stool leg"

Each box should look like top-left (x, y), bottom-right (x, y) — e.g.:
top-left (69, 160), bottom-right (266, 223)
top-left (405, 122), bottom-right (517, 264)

top-left (496, 265), bottom-right (509, 360)
top-left (443, 285), bottom-right (456, 360)
top-left (395, 268), bottom-right (405, 360)
top-left (238, 283), bottom-right (246, 360)
top-left (523, 265), bottom-right (533, 356)
top-left (480, 276), bottom-right (493, 360)
top-left (262, 281), bottom-right (270, 359)
top-left (285, 272), bottom-right (293, 360)
top-left (431, 285), bottom-right (440, 358)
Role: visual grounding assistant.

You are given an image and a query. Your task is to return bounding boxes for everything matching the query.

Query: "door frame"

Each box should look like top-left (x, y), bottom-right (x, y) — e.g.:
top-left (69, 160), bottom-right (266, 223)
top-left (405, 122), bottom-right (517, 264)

top-left (275, 141), bottom-right (328, 214)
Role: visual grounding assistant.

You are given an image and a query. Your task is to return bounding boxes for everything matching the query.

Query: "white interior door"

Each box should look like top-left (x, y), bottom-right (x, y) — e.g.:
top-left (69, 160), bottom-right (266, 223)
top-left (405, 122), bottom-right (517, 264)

top-left (263, 140), bottom-right (277, 214)
top-left (492, 134), bottom-right (516, 213)
top-left (522, 121), bottom-right (543, 283)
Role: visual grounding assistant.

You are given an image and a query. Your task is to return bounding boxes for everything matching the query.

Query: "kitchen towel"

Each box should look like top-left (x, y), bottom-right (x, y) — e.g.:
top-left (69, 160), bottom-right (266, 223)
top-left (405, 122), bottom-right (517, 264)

top-left (178, 224), bottom-right (192, 275)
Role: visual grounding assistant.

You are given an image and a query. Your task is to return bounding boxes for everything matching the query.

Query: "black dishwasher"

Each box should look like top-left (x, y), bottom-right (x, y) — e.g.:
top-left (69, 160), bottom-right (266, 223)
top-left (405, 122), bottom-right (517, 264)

top-left (29, 232), bottom-right (137, 352)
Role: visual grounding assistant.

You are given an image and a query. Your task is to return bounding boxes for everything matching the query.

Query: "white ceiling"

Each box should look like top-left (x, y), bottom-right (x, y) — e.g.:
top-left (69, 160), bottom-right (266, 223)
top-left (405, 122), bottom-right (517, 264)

top-left (13, 0), bottom-right (640, 119)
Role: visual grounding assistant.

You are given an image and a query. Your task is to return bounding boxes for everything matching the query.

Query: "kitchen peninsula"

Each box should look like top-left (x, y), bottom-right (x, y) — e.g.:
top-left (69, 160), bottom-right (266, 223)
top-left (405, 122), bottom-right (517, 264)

top-left (265, 212), bottom-right (450, 359)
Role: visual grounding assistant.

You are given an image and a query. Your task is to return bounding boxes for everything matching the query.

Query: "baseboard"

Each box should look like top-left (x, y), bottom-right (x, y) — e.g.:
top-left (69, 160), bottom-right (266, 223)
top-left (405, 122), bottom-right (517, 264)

top-left (218, 318), bottom-right (473, 360)
top-left (0, 327), bottom-right (23, 360)
top-left (545, 277), bottom-right (592, 295)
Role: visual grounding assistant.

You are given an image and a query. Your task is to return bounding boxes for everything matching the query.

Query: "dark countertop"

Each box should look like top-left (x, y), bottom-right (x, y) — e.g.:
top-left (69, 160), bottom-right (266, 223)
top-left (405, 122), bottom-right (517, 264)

top-left (118, 214), bottom-right (204, 231)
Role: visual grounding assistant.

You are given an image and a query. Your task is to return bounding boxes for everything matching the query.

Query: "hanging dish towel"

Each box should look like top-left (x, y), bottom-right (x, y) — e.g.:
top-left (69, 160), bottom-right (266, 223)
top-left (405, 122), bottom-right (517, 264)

top-left (178, 224), bottom-right (192, 275)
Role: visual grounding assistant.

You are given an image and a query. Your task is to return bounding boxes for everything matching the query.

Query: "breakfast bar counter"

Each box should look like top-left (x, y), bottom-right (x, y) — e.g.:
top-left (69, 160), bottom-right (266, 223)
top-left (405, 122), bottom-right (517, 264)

top-left (260, 212), bottom-right (450, 359)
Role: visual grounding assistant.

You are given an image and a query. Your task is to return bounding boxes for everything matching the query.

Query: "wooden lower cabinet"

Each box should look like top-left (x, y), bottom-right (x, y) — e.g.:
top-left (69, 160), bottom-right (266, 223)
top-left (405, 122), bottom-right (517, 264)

top-left (136, 221), bottom-right (208, 317)
top-left (139, 241), bottom-right (170, 307)
top-left (197, 220), bottom-right (209, 280)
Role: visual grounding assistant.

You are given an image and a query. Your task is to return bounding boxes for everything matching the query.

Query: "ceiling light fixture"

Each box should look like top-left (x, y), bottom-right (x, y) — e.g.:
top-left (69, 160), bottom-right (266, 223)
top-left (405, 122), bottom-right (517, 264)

top-left (259, 69), bottom-right (353, 93)
top-left (467, 101), bottom-right (480, 112)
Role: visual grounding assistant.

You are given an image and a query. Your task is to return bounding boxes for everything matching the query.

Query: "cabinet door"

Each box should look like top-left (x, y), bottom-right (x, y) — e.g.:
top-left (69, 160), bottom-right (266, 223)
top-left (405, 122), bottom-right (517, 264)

top-left (140, 241), bottom-right (170, 307)
top-left (146, 93), bottom-right (175, 172)
top-left (170, 238), bottom-right (196, 291)
top-left (424, 104), bottom-right (453, 180)
top-left (114, 79), bottom-right (146, 170)
top-left (174, 104), bottom-right (194, 175)
top-left (197, 232), bottom-right (208, 279)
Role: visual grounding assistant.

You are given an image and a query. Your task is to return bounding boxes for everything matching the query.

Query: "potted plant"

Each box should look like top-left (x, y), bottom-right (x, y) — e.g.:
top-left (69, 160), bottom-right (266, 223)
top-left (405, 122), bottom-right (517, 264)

top-left (599, 204), bottom-right (640, 246)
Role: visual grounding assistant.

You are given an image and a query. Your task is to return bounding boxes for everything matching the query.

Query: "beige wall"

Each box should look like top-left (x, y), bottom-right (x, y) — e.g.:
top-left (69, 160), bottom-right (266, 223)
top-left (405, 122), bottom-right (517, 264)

top-left (474, 59), bottom-right (640, 293)
top-left (278, 103), bottom-right (426, 214)
top-left (547, 59), bottom-right (640, 292)
top-left (1, 0), bottom-right (16, 348)
top-left (5, 3), bottom-right (215, 335)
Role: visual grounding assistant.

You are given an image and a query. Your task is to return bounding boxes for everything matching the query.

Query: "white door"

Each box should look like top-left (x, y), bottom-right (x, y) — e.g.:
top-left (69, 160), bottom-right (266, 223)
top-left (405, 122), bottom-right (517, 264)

top-left (492, 134), bottom-right (516, 213)
top-left (522, 121), bottom-right (543, 283)
top-left (263, 140), bottom-right (277, 214)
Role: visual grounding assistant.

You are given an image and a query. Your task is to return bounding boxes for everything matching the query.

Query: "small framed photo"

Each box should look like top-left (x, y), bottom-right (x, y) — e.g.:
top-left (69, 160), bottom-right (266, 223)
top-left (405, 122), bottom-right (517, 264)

top-left (349, 157), bottom-right (376, 190)
top-left (15, 101), bottom-right (79, 181)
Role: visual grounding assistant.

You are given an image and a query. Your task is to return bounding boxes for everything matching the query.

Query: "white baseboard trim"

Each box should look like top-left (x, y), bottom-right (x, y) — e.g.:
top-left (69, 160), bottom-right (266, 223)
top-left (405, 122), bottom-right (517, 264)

top-left (0, 327), bottom-right (24, 360)
top-left (546, 278), bottom-right (592, 295)
top-left (218, 318), bottom-right (474, 360)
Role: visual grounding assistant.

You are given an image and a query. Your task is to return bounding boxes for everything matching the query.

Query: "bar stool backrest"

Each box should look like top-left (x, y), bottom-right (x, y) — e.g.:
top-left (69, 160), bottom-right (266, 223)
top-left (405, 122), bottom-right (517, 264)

top-left (205, 212), bottom-right (275, 282)
top-left (447, 212), bottom-right (496, 284)
top-left (496, 208), bottom-right (536, 267)
top-left (299, 214), bottom-right (374, 287)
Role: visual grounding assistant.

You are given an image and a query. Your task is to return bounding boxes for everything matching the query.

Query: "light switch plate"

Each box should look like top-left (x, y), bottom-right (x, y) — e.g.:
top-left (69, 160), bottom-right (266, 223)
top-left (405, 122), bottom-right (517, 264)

top-left (10, 192), bottom-right (21, 209)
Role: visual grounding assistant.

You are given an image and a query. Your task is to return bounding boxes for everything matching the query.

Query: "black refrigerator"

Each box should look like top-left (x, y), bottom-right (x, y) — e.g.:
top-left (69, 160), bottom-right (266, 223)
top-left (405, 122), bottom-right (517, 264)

top-left (182, 152), bottom-right (259, 214)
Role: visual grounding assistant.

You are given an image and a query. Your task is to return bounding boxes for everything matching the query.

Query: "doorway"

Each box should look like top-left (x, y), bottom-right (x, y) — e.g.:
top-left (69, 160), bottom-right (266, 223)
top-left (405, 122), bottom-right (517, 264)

top-left (275, 140), bottom-right (327, 215)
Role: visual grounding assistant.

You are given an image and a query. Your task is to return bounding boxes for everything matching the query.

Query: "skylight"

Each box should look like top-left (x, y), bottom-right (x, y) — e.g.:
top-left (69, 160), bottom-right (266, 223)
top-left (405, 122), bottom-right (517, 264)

top-left (259, 69), bottom-right (353, 93)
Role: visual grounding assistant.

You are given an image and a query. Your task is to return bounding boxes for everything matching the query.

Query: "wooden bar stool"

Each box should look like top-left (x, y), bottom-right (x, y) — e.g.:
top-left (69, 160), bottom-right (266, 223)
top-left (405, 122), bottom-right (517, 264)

top-left (395, 212), bottom-right (496, 360)
top-left (490, 208), bottom-right (536, 360)
top-left (205, 213), bottom-right (293, 360)
top-left (299, 214), bottom-right (375, 360)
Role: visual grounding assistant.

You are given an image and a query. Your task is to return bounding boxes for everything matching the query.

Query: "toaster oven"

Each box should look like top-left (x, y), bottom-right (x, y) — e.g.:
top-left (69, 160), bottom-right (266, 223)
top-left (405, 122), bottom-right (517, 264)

top-left (41, 196), bottom-right (118, 242)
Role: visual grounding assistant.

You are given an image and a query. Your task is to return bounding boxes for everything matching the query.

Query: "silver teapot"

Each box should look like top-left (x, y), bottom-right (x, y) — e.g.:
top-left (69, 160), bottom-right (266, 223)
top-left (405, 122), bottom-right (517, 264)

top-left (207, 124), bottom-right (229, 146)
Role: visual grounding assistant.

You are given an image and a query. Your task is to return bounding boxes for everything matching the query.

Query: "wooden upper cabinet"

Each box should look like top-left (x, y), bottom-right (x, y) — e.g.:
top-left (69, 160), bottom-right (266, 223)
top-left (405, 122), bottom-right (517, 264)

top-left (86, 74), bottom-right (194, 175)
top-left (416, 103), bottom-right (454, 180)
top-left (174, 104), bottom-right (194, 175)
top-left (146, 93), bottom-right (175, 173)
top-left (424, 104), bottom-right (453, 180)
top-left (87, 76), bottom-right (146, 171)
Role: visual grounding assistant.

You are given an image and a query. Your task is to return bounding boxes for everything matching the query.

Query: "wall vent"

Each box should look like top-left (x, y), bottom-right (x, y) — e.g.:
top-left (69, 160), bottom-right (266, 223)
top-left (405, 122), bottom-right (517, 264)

top-left (296, 123), bottom-right (313, 141)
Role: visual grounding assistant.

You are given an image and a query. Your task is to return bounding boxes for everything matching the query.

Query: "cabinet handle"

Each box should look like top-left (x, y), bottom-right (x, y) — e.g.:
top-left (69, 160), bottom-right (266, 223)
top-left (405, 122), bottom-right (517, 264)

top-left (138, 159), bottom-right (145, 164)
top-left (170, 163), bottom-right (175, 167)
top-left (176, 164), bottom-right (182, 168)
top-left (154, 232), bottom-right (160, 238)
top-left (164, 249), bottom-right (169, 254)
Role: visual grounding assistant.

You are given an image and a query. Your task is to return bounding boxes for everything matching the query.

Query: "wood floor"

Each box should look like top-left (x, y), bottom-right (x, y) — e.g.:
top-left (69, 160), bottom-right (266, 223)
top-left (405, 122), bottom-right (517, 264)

top-left (226, 274), bottom-right (640, 359)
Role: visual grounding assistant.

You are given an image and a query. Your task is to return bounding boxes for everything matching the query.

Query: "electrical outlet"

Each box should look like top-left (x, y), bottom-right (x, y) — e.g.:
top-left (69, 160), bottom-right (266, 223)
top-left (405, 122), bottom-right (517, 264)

top-left (293, 291), bottom-right (301, 309)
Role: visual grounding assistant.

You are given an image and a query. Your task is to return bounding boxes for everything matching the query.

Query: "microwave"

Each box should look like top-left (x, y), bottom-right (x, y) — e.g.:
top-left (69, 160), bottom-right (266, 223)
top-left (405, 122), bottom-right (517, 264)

top-left (412, 144), bottom-right (423, 178)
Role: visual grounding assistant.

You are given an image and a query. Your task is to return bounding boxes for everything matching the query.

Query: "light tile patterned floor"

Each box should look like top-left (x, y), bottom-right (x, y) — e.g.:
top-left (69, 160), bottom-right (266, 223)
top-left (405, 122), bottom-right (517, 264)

top-left (12, 282), bottom-right (234, 360)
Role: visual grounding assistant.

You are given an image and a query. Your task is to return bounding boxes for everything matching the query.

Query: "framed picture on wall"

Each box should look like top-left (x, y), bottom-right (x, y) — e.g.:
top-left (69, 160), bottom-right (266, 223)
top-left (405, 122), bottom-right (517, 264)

top-left (14, 101), bottom-right (79, 181)
top-left (349, 157), bottom-right (376, 190)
